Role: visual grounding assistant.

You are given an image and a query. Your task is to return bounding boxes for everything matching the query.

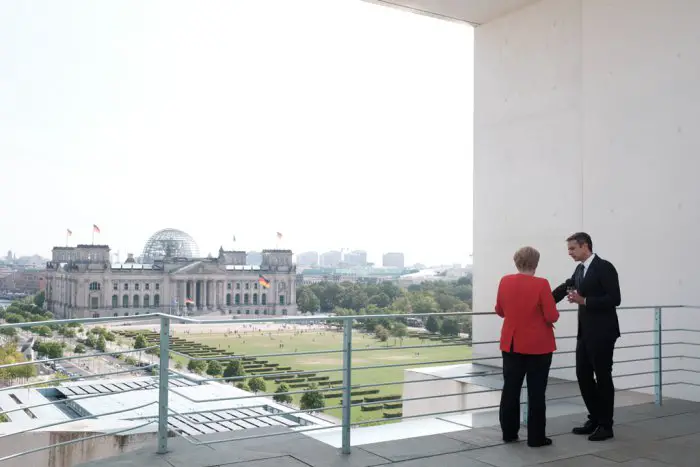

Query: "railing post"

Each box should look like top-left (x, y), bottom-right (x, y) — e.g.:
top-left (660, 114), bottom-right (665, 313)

top-left (654, 307), bottom-right (663, 406)
top-left (341, 318), bottom-right (353, 455)
top-left (157, 315), bottom-right (171, 454)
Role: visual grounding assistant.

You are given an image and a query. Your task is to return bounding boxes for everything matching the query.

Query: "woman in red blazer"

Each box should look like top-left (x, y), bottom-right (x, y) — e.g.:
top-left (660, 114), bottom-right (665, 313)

top-left (495, 246), bottom-right (559, 448)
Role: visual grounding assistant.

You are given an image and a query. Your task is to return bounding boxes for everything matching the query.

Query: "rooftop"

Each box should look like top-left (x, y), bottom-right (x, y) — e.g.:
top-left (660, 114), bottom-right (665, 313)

top-left (81, 398), bottom-right (700, 466)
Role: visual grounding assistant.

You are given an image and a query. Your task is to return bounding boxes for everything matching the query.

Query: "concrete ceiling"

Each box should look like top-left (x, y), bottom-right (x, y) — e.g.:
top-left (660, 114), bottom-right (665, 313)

top-left (363, 0), bottom-right (540, 25)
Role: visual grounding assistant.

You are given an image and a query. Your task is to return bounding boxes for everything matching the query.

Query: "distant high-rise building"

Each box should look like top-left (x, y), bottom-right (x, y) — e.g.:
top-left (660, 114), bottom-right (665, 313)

top-left (296, 251), bottom-right (319, 267)
top-left (382, 252), bottom-right (405, 268)
top-left (246, 251), bottom-right (262, 266)
top-left (320, 251), bottom-right (342, 268)
top-left (344, 250), bottom-right (367, 267)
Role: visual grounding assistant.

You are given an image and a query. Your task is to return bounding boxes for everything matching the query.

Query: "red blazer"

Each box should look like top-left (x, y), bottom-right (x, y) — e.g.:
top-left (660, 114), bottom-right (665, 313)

top-left (495, 274), bottom-right (559, 354)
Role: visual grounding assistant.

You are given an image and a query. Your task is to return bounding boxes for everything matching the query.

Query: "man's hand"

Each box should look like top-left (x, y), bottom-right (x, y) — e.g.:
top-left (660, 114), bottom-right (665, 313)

top-left (567, 290), bottom-right (585, 305)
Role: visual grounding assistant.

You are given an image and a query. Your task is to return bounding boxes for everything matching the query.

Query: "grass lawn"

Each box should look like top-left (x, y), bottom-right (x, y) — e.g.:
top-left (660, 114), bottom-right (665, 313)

top-left (176, 328), bottom-right (471, 424)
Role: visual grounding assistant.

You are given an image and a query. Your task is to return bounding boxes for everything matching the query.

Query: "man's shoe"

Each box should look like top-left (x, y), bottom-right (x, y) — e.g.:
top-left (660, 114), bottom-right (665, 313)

top-left (588, 426), bottom-right (614, 441)
top-left (503, 434), bottom-right (519, 443)
top-left (572, 420), bottom-right (598, 435)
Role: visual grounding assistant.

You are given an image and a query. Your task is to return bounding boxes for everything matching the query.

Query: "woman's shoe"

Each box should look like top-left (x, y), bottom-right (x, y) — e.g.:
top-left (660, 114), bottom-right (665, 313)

top-left (503, 435), bottom-right (519, 443)
top-left (527, 437), bottom-right (552, 447)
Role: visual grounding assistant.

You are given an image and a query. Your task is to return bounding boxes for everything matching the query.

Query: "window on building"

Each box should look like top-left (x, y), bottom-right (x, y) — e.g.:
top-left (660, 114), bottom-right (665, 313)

top-left (155, 283), bottom-right (160, 290)
top-left (133, 295), bottom-right (140, 307)
top-left (124, 283), bottom-right (129, 291)
top-left (279, 295), bottom-right (285, 305)
top-left (255, 310), bottom-right (259, 315)
top-left (245, 283), bottom-right (249, 290)
top-left (154, 294), bottom-right (160, 307)
top-left (253, 293), bottom-right (258, 305)
top-left (246, 309), bottom-right (250, 315)
top-left (122, 294), bottom-right (129, 307)
top-left (236, 283), bottom-right (241, 290)
top-left (282, 309), bottom-right (288, 316)
top-left (89, 282), bottom-right (100, 291)
top-left (244, 293), bottom-right (249, 305)
top-left (262, 294), bottom-right (267, 305)
top-left (254, 283), bottom-right (258, 290)
top-left (235, 293), bottom-right (240, 305)
top-left (143, 294), bottom-right (150, 308)
top-left (113, 282), bottom-right (118, 291)
top-left (135, 283), bottom-right (140, 291)
top-left (227, 283), bottom-right (232, 290)
top-left (112, 295), bottom-right (118, 308)
top-left (226, 294), bottom-right (231, 306)
top-left (145, 283), bottom-right (150, 290)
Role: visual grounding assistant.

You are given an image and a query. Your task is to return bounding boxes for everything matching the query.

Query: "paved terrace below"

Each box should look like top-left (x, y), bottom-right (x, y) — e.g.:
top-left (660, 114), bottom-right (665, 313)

top-left (80, 398), bottom-right (700, 467)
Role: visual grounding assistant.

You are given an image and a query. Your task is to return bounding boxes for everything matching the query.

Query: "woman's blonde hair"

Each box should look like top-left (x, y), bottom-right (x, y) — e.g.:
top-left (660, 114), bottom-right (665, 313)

top-left (513, 246), bottom-right (540, 272)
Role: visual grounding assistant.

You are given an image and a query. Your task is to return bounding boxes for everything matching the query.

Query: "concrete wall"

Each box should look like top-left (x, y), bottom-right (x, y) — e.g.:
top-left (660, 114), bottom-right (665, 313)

top-left (0, 430), bottom-right (156, 467)
top-left (402, 369), bottom-right (500, 418)
top-left (472, 0), bottom-right (700, 397)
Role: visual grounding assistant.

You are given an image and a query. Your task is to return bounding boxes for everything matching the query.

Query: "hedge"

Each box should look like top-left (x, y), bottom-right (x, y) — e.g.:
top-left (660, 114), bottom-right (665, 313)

top-left (307, 376), bottom-right (330, 382)
top-left (383, 402), bottom-right (403, 410)
top-left (360, 404), bottom-right (383, 412)
top-left (289, 383), bottom-right (310, 388)
top-left (323, 392), bottom-right (342, 399)
top-left (383, 411), bottom-right (403, 419)
top-left (364, 394), bottom-right (401, 403)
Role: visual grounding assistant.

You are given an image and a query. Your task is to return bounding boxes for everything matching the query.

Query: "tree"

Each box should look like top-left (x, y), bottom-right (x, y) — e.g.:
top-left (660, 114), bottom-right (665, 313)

top-left (410, 293), bottom-right (439, 314)
top-left (300, 383), bottom-right (325, 410)
top-left (187, 359), bottom-right (207, 374)
top-left (369, 293), bottom-right (391, 308)
top-left (440, 318), bottom-right (460, 337)
top-left (248, 377), bottom-right (266, 393)
top-left (74, 344), bottom-right (86, 354)
top-left (236, 382), bottom-right (250, 391)
top-left (96, 335), bottom-right (107, 352)
top-left (0, 327), bottom-right (17, 337)
top-left (37, 342), bottom-right (63, 359)
top-left (33, 291), bottom-right (45, 308)
top-left (206, 360), bottom-right (223, 376)
top-left (426, 315), bottom-right (441, 334)
top-left (223, 360), bottom-right (246, 380)
top-left (374, 325), bottom-right (389, 342)
top-left (391, 323), bottom-right (408, 346)
top-left (273, 383), bottom-right (293, 404)
top-left (133, 334), bottom-right (147, 350)
top-left (297, 287), bottom-right (321, 314)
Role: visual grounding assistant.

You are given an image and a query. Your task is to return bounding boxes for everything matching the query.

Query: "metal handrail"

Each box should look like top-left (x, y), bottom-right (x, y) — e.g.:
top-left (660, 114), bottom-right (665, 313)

top-left (0, 304), bottom-right (697, 461)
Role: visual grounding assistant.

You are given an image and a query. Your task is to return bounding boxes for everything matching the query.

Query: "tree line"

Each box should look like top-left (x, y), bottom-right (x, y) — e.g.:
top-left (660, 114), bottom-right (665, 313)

top-left (296, 277), bottom-right (473, 337)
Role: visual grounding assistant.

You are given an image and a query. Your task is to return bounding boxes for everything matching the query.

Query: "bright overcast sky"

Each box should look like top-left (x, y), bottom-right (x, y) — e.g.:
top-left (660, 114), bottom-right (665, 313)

top-left (0, 0), bottom-right (473, 266)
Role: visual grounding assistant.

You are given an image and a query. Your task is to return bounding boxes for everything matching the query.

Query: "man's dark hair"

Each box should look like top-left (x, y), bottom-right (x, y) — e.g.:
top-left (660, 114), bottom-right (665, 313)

top-left (566, 232), bottom-right (593, 251)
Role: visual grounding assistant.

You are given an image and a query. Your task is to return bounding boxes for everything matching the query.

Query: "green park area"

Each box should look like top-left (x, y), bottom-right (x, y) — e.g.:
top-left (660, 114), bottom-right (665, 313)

top-left (117, 327), bottom-right (471, 424)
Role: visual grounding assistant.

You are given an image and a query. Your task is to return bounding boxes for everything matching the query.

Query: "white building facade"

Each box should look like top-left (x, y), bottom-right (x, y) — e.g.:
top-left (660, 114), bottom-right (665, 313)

top-left (366, 0), bottom-right (700, 398)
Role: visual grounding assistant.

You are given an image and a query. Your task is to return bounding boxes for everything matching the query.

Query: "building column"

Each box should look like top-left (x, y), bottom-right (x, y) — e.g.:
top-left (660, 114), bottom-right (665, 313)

top-left (180, 280), bottom-right (186, 312)
top-left (198, 280), bottom-right (204, 310)
top-left (218, 281), bottom-right (224, 310)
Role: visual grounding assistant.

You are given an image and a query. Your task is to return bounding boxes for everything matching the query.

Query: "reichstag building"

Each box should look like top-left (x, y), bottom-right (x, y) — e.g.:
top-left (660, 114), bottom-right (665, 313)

top-left (45, 228), bottom-right (297, 318)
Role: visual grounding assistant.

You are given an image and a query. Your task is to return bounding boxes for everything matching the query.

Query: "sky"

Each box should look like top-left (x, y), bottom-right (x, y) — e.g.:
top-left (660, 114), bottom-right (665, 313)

top-left (0, 0), bottom-right (474, 266)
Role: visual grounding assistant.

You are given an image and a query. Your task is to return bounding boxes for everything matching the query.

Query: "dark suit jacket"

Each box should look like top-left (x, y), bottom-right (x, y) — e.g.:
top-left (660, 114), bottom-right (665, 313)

top-left (552, 255), bottom-right (621, 342)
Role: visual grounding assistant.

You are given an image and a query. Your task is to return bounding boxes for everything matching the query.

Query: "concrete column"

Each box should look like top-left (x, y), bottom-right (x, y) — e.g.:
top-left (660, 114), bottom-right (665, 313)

top-left (180, 280), bottom-right (186, 312)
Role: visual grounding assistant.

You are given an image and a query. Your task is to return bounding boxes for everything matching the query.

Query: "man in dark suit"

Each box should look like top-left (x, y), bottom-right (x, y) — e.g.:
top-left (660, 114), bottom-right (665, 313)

top-left (553, 232), bottom-right (621, 441)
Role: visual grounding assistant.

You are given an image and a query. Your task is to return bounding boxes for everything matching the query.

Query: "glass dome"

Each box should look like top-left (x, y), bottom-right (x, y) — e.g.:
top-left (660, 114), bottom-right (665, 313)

top-left (141, 228), bottom-right (200, 263)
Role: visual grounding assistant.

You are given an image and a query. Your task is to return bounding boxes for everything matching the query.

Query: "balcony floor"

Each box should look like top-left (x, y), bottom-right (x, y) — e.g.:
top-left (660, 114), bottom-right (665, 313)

top-left (79, 398), bottom-right (700, 467)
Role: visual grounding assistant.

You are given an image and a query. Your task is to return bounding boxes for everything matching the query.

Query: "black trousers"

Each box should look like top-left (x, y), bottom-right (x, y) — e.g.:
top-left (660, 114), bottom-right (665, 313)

top-left (499, 351), bottom-right (553, 442)
top-left (576, 338), bottom-right (616, 428)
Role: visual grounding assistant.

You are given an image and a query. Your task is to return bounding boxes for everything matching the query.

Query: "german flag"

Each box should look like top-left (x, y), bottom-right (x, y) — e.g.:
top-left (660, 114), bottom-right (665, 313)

top-left (258, 274), bottom-right (271, 289)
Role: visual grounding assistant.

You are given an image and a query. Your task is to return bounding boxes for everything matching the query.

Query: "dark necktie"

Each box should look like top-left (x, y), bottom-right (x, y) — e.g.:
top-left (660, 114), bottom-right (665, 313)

top-left (574, 264), bottom-right (585, 290)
